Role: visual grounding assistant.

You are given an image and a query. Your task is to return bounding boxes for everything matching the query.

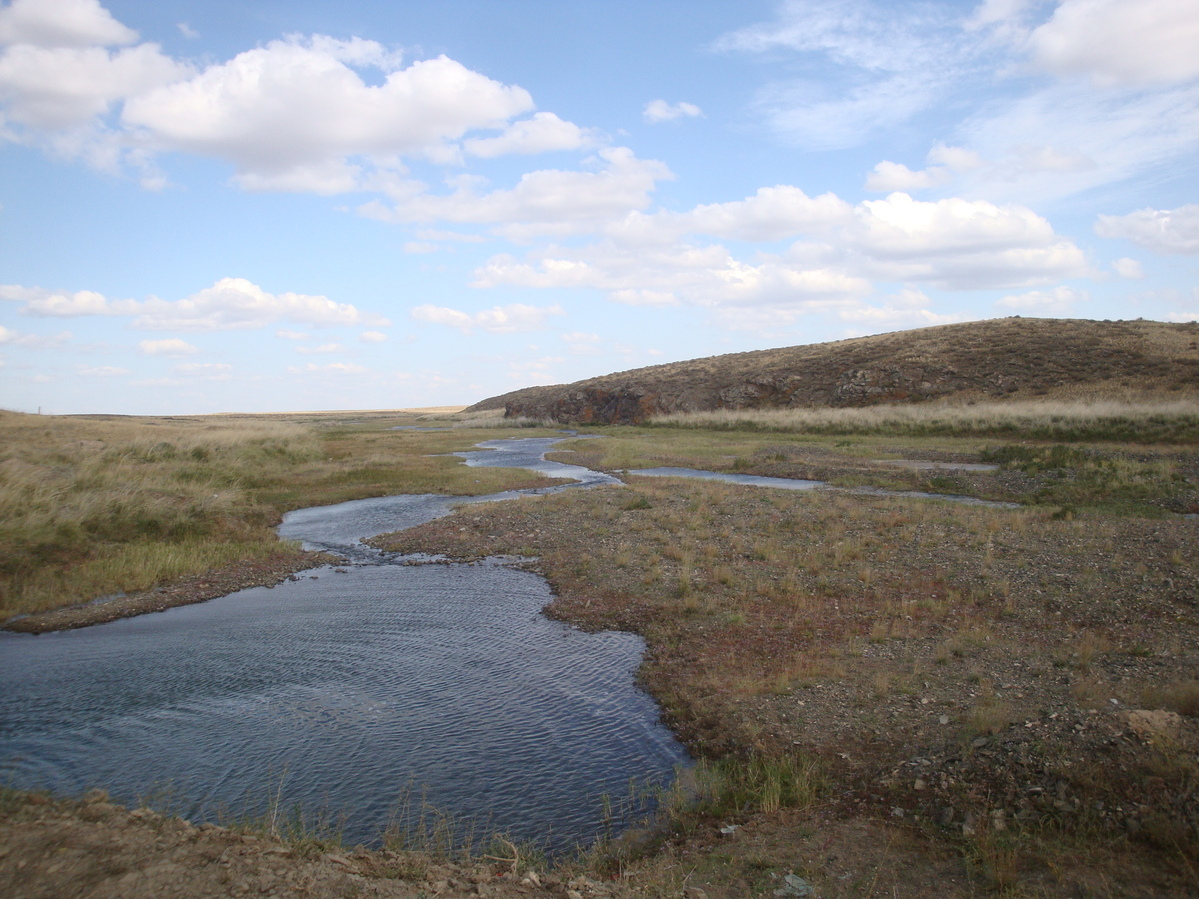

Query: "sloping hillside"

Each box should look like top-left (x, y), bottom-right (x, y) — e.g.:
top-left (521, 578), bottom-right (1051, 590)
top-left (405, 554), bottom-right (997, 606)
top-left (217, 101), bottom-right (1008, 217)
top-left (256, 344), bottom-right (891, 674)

top-left (468, 318), bottom-right (1199, 424)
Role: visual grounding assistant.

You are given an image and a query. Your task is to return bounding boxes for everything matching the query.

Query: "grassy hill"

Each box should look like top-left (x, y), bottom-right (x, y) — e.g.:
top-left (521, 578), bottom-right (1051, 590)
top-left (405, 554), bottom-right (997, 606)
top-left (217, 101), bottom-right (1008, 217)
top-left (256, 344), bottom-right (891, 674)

top-left (467, 317), bottom-right (1199, 424)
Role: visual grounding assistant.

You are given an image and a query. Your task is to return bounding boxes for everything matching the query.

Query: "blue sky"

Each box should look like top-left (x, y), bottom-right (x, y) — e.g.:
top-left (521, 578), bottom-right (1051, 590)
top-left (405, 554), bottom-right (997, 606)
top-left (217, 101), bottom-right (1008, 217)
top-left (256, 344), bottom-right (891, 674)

top-left (2, 0), bottom-right (1198, 414)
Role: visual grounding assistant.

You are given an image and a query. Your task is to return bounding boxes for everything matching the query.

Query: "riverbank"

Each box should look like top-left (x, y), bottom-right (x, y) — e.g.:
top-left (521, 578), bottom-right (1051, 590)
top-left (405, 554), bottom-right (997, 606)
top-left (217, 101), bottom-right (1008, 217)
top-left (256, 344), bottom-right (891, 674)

top-left (372, 468), bottom-right (1199, 896)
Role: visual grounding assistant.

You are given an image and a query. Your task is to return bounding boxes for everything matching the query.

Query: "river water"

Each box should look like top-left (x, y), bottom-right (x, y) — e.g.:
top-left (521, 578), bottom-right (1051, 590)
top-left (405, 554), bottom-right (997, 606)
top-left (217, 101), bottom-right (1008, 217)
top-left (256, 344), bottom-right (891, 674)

top-left (0, 438), bottom-right (684, 854)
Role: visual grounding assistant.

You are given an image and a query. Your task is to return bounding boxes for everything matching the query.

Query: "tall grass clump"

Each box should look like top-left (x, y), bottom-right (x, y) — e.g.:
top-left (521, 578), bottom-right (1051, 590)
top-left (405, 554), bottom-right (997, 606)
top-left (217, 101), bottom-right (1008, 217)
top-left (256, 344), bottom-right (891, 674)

top-left (649, 399), bottom-right (1199, 444)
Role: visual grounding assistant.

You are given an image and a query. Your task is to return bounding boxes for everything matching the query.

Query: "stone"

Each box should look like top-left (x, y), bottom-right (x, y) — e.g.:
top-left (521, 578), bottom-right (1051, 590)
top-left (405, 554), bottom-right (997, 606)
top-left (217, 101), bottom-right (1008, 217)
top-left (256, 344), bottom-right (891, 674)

top-left (1124, 709), bottom-right (1183, 740)
top-left (773, 873), bottom-right (816, 898)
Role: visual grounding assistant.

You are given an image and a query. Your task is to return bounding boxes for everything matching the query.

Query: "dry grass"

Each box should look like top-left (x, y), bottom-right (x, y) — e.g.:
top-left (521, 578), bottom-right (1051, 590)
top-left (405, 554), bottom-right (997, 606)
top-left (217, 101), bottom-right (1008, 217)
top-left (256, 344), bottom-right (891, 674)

top-left (0, 410), bottom-right (563, 618)
top-left (650, 398), bottom-right (1199, 443)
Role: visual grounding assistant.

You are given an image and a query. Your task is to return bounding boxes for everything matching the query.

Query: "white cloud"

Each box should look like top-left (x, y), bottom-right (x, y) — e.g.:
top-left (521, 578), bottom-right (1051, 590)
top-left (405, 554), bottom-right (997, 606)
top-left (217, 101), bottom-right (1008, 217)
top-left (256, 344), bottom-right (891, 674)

top-left (463, 111), bottom-right (597, 157)
top-left (174, 362), bottom-right (231, 378)
top-left (139, 337), bottom-right (198, 356)
top-left (8, 278), bottom-right (389, 330)
top-left (865, 143), bottom-right (984, 191)
top-left (996, 285), bottom-right (1088, 314)
top-left (295, 343), bottom-right (345, 354)
top-left (276, 329), bottom-right (309, 340)
top-left (0, 323), bottom-right (70, 347)
top-left (411, 302), bottom-right (564, 333)
top-left (1094, 205), bottom-right (1199, 254)
top-left (851, 193), bottom-right (1081, 273)
top-left (471, 188), bottom-right (1086, 319)
top-left (122, 39), bottom-right (534, 191)
top-left (176, 22), bottom-right (199, 40)
top-left (609, 185), bottom-right (853, 245)
top-left (1112, 257), bottom-right (1144, 279)
top-left (1028, 0), bottom-right (1199, 87)
top-left (370, 147), bottom-right (672, 239)
top-left (360, 330), bottom-right (388, 343)
top-left (403, 241), bottom-right (439, 254)
top-left (714, 1), bottom-right (972, 149)
top-left (77, 364), bottom-right (128, 376)
top-left (0, 0), bottom-right (137, 48)
top-left (642, 99), bottom-right (702, 123)
top-left (288, 362), bottom-right (367, 374)
top-left (0, 41), bottom-right (186, 132)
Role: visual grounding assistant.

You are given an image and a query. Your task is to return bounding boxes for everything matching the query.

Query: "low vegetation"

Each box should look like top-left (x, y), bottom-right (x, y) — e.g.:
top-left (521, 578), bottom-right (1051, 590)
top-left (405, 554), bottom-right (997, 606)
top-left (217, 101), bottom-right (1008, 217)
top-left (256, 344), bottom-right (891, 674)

top-left (0, 409), bottom-right (562, 620)
top-left (6, 396), bottom-right (1199, 896)
top-left (649, 397), bottom-right (1199, 443)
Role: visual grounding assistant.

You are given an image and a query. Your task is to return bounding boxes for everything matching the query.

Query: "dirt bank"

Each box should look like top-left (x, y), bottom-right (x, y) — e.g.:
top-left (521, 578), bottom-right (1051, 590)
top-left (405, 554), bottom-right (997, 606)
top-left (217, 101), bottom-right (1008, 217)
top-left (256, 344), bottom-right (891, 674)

top-left (2, 550), bottom-right (336, 635)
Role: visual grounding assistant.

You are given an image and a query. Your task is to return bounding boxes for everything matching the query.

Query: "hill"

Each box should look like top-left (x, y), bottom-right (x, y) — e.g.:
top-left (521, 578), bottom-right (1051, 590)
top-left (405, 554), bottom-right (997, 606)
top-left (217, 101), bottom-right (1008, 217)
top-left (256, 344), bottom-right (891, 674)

top-left (467, 317), bottom-right (1199, 424)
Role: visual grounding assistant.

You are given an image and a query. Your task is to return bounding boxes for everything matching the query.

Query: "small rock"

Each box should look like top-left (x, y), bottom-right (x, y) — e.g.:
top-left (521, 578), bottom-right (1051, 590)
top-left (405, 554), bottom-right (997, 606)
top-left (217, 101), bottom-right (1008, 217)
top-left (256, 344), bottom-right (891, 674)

top-left (566, 891), bottom-right (584, 899)
top-left (522, 870), bottom-right (541, 887)
top-left (938, 715), bottom-right (950, 725)
top-left (914, 778), bottom-right (927, 791)
top-left (719, 824), bottom-right (739, 836)
top-left (773, 873), bottom-right (816, 898)
top-left (684, 888), bottom-right (709, 899)
top-left (891, 807), bottom-right (904, 818)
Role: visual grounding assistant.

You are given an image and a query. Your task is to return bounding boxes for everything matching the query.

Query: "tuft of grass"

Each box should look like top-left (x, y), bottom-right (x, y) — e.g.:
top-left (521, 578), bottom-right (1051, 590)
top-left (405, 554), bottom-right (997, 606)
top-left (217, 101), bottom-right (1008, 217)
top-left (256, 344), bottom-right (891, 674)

top-left (1142, 680), bottom-right (1199, 717)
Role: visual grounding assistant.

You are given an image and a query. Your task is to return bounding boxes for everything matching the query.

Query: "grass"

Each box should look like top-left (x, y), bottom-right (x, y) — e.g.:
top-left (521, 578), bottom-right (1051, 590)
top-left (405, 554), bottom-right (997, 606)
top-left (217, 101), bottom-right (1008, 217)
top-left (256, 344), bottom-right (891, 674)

top-left (648, 398), bottom-right (1199, 443)
top-left (0, 409), bottom-right (566, 619)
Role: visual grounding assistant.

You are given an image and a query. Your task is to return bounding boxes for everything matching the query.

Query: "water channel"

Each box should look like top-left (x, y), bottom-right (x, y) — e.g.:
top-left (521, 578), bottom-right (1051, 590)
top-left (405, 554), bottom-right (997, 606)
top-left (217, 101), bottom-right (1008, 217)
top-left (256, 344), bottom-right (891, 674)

top-left (0, 435), bottom-right (1013, 853)
top-left (0, 438), bottom-right (681, 854)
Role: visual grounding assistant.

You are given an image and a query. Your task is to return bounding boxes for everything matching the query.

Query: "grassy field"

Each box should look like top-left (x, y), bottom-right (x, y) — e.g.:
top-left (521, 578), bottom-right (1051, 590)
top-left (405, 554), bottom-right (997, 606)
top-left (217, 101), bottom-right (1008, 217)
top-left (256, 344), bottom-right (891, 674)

top-left (0, 409), bottom-right (563, 620)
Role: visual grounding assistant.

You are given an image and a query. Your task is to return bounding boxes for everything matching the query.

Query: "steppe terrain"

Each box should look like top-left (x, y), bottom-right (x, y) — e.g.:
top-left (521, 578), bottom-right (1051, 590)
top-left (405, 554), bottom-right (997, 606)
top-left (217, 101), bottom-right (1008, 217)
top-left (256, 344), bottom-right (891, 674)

top-left (3, 319), bottom-right (1198, 898)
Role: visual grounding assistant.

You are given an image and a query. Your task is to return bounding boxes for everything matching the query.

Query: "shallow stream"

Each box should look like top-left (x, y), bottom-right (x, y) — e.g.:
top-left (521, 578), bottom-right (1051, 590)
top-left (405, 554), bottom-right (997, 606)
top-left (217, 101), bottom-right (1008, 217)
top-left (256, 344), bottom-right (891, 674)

top-left (0, 438), bottom-right (683, 853)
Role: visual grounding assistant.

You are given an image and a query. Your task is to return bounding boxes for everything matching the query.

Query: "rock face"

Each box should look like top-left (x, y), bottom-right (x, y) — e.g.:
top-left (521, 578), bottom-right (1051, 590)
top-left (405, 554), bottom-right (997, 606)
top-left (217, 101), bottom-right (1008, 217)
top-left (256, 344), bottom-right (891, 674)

top-left (467, 318), bottom-right (1199, 425)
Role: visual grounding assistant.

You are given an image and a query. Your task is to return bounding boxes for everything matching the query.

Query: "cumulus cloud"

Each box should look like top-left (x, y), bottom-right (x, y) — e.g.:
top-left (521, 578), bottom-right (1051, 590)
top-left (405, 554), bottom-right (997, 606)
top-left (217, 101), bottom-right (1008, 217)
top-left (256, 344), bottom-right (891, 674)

top-left (865, 144), bottom-right (985, 192)
top-left (996, 285), bottom-right (1088, 314)
top-left (0, 0), bottom-right (136, 48)
top-left (0, 4), bottom-right (587, 191)
top-left (1027, 0), bottom-right (1199, 87)
top-left (7, 278), bottom-right (389, 330)
top-left (1094, 205), bottom-right (1199, 254)
top-left (1112, 257), bottom-right (1144, 278)
top-left (138, 337), bottom-right (198, 356)
top-left (463, 112), bottom-right (597, 157)
top-left (411, 302), bottom-right (564, 333)
top-left (369, 147), bottom-right (672, 239)
top-left (470, 187), bottom-right (1087, 320)
top-left (642, 100), bottom-right (702, 123)
top-left (122, 40), bottom-right (534, 191)
top-left (359, 330), bottom-right (388, 343)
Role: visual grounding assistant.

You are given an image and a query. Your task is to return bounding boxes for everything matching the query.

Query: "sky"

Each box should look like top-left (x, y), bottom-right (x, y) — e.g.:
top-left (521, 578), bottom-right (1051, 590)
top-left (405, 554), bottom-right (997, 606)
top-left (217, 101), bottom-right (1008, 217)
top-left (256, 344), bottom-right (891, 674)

top-left (1, 0), bottom-right (1198, 415)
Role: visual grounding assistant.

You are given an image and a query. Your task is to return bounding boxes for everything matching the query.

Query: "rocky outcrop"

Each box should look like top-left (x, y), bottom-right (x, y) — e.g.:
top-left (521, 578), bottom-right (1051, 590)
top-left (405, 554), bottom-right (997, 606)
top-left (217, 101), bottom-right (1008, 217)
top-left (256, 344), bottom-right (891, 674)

top-left (470, 318), bottom-right (1199, 425)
